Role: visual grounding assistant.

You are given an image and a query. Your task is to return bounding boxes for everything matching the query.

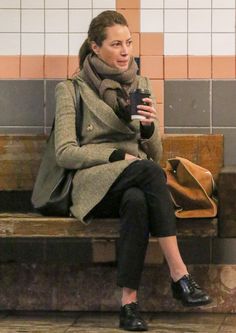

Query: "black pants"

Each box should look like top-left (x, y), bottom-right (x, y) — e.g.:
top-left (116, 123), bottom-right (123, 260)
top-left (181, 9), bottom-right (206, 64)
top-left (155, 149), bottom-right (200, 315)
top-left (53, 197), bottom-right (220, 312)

top-left (90, 160), bottom-right (177, 290)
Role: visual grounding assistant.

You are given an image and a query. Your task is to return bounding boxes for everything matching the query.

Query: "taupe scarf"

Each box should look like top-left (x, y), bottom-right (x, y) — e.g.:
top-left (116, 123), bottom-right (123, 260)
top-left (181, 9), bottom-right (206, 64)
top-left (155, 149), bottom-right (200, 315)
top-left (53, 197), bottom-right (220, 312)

top-left (79, 54), bottom-right (138, 120)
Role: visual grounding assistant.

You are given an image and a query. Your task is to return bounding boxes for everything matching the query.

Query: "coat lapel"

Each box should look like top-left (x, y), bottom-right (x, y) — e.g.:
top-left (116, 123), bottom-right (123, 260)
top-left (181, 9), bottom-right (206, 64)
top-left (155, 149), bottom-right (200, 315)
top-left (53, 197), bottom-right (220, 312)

top-left (76, 77), bottom-right (135, 135)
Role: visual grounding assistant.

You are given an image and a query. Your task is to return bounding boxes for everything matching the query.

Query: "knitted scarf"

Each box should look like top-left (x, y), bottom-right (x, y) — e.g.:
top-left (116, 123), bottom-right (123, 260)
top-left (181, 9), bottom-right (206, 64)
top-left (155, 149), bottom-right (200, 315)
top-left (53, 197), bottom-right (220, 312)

top-left (79, 54), bottom-right (138, 120)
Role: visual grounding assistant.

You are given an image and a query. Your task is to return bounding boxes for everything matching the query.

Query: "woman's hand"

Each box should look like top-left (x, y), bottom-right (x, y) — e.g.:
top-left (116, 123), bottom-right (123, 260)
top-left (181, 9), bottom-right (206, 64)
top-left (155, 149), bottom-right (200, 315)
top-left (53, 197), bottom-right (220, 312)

top-left (125, 153), bottom-right (140, 160)
top-left (137, 97), bottom-right (157, 126)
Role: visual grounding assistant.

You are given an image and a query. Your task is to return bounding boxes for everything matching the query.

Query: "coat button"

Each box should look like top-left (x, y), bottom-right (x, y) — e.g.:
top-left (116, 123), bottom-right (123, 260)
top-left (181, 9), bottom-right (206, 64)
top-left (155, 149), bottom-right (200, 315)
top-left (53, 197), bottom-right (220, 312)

top-left (87, 124), bottom-right (93, 131)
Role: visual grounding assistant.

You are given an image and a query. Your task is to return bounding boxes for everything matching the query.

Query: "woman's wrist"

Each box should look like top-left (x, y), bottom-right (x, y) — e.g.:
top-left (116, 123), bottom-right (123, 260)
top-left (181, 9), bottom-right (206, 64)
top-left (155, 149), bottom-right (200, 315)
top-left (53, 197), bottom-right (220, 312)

top-left (140, 122), bottom-right (155, 139)
top-left (109, 149), bottom-right (126, 162)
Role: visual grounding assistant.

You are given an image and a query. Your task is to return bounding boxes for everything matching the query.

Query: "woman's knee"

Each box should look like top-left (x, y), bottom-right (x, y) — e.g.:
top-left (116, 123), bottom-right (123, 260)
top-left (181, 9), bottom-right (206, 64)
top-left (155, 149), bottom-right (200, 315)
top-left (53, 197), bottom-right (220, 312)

top-left (121, 187), bottom-right (146, 210)
top-left (138, 160), bottom-right (166, 182)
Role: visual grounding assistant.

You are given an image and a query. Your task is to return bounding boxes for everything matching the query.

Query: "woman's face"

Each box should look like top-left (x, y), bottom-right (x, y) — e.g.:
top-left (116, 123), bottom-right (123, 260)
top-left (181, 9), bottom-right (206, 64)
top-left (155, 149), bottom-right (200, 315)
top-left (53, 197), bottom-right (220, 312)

top-left (91, 24), bottom-right (133, 71)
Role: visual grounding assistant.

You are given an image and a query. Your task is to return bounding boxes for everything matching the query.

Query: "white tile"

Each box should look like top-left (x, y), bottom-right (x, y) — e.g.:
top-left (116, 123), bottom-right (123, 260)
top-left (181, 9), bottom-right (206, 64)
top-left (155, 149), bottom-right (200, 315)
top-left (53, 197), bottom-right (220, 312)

top-left (188, 10), bottom-right (211, 33)
top-left (212, 9), bottom-right (235, 32)
top-left (92, 8), bottom-right (106, 17)
top-left (92, 0), bottom-right (115, 8)
top-left (22, 9), bottom-right (44, 33)
top-left (165, 10), bottom-right (187, 32)
top-left (212, 33), bottom-right (235, 55)
top-left (141, 9), bottom-right (163, 32)
top-left (0, 9), bottom-right (20, 32)
top-left (69, 33), bottom-right (87, 55)
top-left (69, 9), bottom-right (92, 32)
top-left (188, 0), bottom-right (211, 8)
top-left (92, 8), bottom-right (116, 17)
top-left (0, 0), bottom-right (20, 8)
top-left (69, 0), bottom-right (92, 8)
top-left (188, 33), bottom-right (211, 55)
top-left (45, 10), bottom-right (68, 33)
top-left (0, 33), bottom-right (20, 54)
top-left (164, 0), bottom-right (187, 8)
top-left (45, 0), bottom-right (67, 8)
top-left (140, 0), bottom-right (163, 8)
top-left (213, 0), bottom-right (235, 8)
top-left (21, 33), bottom-right (44, 55)
top-left (164, 33), bottom-right (187, 55)
top-left (21, 0), bottom-right (44, 8)
top-left (45, 33), bottom-right (68, 55)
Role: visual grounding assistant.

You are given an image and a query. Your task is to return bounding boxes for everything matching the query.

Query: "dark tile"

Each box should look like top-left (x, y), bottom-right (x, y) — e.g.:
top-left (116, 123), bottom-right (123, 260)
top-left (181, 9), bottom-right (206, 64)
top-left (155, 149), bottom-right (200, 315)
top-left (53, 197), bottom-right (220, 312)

top-left (212, 238), bottom-right (236, 264)
top-left (0, 239), bottom-right (45, 263)
top-left (213, 128), bottom-right (236, 165)
top-left (135, 57), bottom-right (140, 74)
top-left (44, 238), bottom-right (93, 264)
top-left (213, 81), bottom-right (236, 126)
top-left (164, 80), bottom-right (210, 127)
top-left (178, 237), bottom-right (211, 264)
top-left (45, 80), bottom-right (62, 128)
top-left (165, 127), bottom-right (210, 134)
top-left (0, 80), bottom-right (44, 126)
top-left (0, 191), bottom-right (33, 212)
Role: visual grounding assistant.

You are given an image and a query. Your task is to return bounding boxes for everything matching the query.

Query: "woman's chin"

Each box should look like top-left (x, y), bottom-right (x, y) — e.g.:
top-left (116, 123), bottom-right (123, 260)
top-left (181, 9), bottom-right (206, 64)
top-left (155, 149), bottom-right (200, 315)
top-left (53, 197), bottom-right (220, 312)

top-left (116, 63), bottom-right (129, 71)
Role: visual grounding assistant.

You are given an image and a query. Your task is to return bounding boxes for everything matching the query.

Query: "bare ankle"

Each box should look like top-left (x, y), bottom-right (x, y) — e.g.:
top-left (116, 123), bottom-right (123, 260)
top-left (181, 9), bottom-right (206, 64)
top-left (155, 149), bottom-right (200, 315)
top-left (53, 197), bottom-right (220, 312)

top-left (121, 288), bottom-right (137, 306)
top-left (171, 267), bottom-right (188, 282)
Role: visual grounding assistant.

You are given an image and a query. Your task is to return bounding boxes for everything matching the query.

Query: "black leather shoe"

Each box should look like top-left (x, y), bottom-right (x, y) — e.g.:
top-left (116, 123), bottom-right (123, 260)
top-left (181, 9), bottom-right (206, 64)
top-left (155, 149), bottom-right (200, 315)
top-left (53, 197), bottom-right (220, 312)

top-left (171, 274), bottom-right (212, 307)
top-left (119, 302), bottom-right (148, 331)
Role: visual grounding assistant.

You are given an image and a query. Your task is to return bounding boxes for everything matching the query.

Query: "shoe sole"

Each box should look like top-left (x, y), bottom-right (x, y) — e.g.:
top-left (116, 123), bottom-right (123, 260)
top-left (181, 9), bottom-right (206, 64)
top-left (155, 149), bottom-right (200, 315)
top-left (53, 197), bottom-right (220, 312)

top-left (119, 323), bottom-right (148, 331)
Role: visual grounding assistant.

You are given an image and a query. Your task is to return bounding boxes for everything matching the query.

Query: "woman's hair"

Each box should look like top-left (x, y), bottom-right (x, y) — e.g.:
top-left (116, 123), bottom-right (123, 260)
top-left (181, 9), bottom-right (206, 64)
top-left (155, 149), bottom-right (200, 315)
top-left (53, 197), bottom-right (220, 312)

top-left (79, 10), bottom-right (128, 69)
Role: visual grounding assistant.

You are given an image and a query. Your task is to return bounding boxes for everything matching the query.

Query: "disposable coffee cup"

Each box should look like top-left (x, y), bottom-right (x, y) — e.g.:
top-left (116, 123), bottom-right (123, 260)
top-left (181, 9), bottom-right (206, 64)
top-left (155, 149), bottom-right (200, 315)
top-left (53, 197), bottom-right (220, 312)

top-left (129, 89), bottom-right (151, 120)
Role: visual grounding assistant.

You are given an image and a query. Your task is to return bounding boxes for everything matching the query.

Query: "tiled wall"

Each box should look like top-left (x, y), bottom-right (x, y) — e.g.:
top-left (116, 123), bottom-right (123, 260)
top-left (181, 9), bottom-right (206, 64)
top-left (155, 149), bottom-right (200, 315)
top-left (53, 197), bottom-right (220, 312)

top-left (0, 0), bottom-right (236, 164)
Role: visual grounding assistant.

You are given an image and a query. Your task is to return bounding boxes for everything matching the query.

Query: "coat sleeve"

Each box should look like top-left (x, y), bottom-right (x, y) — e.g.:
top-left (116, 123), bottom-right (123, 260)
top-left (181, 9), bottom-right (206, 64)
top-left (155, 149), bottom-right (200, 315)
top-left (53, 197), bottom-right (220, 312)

top-left (55, 81), bottom-right (116, 169)
top-left (139, 77), bottom-right (163, 163)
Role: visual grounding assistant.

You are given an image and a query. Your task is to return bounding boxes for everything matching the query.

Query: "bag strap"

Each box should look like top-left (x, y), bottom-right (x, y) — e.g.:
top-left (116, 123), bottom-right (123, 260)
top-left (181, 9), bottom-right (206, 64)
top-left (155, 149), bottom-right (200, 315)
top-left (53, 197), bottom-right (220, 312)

top-left (72, 79), bottom-right (83, 142)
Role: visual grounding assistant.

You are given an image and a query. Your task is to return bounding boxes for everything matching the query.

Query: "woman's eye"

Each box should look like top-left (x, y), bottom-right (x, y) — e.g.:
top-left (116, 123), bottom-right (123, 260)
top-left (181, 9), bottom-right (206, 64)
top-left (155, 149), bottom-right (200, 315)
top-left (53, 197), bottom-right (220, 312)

top-left (112, 42), bottom-right (120, 47)
top-left (127, 40), bottom-right (132, 46)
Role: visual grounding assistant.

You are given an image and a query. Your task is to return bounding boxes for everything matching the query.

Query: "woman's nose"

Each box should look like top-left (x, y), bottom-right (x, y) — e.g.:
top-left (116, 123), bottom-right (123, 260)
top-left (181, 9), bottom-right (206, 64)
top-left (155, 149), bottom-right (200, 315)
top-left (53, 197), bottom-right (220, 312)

top-left (121, 43), bottom-right (128, 55)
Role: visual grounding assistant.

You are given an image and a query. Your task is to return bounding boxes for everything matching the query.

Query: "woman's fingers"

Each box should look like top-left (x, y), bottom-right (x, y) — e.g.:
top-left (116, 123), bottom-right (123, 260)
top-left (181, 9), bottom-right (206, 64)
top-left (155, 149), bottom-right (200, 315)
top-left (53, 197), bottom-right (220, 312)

top-left (136, 98), bottom-right (157, 123)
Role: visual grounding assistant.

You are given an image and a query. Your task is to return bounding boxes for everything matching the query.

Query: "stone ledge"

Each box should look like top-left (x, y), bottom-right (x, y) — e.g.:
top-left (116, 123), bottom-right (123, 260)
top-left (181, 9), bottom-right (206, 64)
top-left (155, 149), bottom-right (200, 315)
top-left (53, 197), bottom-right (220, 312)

top-left (0, 263), bottom-right (235, 313)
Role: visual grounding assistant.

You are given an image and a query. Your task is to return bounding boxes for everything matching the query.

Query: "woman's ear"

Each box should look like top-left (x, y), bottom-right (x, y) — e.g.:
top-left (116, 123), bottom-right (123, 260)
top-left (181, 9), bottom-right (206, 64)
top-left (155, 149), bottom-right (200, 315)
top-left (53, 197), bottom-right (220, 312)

top-left (90, 41), bottom-right (100, 55)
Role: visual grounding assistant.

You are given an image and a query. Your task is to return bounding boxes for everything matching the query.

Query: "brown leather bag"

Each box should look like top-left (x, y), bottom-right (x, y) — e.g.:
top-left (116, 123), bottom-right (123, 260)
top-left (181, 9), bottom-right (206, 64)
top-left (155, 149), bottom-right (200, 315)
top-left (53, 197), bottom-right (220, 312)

top-left (164, 156), bottom-right (217, 218)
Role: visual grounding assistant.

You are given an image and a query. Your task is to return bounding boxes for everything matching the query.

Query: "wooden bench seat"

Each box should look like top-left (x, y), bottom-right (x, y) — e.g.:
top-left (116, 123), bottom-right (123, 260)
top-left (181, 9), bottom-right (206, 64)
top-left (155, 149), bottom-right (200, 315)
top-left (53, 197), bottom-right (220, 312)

top-left (0, 213), bottom-right (217, 238)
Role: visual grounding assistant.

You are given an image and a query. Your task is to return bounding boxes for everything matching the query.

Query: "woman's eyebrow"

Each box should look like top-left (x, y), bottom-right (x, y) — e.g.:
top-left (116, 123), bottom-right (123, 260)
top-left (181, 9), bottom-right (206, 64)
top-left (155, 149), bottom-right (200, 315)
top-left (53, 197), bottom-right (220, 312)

top-left (111, 37), bottom-right (132, 42)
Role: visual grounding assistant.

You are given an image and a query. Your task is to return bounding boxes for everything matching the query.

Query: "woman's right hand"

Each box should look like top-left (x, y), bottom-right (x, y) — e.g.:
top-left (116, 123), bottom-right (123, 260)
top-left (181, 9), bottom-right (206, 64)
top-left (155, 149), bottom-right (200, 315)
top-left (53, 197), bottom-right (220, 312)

top-left (125, 153), bottom-right (140, 160)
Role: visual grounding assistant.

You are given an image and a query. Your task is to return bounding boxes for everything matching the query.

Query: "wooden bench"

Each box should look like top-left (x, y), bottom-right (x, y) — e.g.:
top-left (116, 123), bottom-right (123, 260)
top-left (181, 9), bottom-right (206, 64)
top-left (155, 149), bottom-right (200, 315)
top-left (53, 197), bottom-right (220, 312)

top-left (0, 134), bottom-right (223, 261)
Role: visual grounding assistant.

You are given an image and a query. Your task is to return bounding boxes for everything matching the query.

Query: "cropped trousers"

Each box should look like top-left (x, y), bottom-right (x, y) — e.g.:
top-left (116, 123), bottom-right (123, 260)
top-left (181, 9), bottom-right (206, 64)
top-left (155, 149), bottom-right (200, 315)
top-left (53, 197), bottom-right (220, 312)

top-left (90, 159), bottom-right (177, 290)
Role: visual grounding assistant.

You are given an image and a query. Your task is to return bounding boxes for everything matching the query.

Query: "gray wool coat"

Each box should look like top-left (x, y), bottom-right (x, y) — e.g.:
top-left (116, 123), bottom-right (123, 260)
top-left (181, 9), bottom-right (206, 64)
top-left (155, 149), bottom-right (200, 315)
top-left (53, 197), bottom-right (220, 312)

top-left (55, 76), bottom-right (163, 223)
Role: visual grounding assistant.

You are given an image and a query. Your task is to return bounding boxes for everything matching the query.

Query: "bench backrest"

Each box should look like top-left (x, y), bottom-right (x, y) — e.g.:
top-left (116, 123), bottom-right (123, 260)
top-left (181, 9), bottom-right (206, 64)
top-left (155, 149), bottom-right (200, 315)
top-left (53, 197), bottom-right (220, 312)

top-left (0, 134), bottom-right (223, 191)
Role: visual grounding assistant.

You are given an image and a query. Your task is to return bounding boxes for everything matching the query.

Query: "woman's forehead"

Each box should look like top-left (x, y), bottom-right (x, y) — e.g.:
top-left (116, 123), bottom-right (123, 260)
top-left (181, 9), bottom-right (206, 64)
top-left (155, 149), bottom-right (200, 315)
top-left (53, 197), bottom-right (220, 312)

top-left (104, 24), bottom-right (131, 41)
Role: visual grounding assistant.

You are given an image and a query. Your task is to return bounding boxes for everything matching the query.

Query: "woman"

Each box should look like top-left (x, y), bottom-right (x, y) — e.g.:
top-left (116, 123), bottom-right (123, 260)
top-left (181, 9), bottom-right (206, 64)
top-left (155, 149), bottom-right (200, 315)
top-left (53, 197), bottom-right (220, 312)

top-left (55, 10), bottom-right (211, 332)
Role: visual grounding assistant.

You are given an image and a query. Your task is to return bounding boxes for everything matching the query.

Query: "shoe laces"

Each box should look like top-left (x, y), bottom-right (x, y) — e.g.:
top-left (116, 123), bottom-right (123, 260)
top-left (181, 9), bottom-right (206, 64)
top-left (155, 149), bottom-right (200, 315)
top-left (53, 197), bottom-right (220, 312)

top-left (187, 274), bottom-right (201, 292)
top-left (125, 302), bottom-right (142, 319)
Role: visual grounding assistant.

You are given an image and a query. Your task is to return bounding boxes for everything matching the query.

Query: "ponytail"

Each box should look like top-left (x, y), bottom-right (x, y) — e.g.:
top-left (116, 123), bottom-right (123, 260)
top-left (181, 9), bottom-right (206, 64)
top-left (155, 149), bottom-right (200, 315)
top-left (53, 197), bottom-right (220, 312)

top-left (79, 38), bottom-right (91, 69)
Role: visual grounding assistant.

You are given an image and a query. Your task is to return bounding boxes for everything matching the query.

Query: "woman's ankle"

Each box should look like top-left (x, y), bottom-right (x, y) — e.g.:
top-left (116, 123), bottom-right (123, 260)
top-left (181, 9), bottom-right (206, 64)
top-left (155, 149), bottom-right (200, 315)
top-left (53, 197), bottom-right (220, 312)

top-left (121, 288), bottom-right (137, 306)
top-left (170, 267), bottom-right (188, 282)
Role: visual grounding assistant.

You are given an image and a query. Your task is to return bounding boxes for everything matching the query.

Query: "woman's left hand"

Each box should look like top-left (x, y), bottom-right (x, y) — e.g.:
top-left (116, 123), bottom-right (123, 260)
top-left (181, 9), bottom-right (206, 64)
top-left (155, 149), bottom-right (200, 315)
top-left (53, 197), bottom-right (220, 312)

top-left (137, 98), bottom-right (157, 126)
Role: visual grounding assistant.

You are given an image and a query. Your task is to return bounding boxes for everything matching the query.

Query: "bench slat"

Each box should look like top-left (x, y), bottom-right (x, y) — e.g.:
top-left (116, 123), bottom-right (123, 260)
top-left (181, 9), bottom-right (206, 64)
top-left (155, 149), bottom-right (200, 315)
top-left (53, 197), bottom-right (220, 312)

top-left (0, 214), bottom-right (217, 238)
